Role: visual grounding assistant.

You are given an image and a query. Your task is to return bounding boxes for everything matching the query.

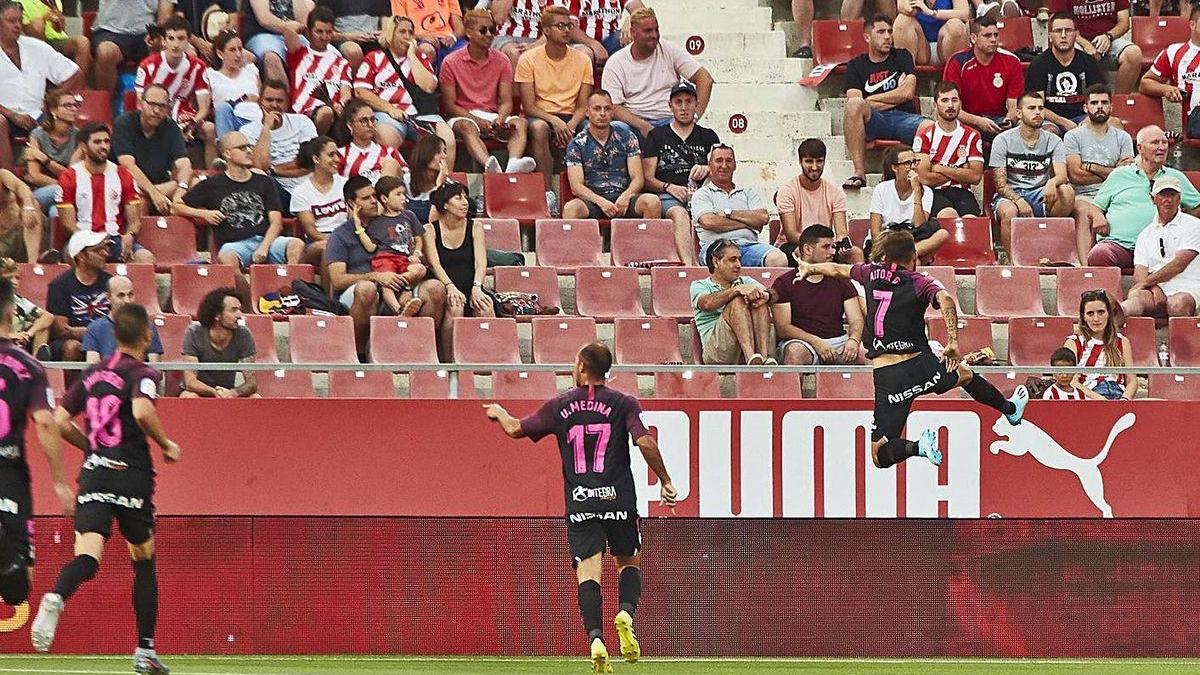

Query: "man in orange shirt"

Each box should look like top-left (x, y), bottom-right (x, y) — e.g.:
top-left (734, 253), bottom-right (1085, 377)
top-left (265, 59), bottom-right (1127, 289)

top-left (391, 0), bottom-right (467, 68)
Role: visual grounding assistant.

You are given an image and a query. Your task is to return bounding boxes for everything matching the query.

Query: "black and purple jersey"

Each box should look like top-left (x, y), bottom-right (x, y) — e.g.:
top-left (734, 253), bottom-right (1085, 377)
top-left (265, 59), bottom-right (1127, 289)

top-left (0, 340), bottom-right (52, 478)
top-left (520, 384), bottom-right (650, 515)
top-left (850, 262), bottom-right (945, 358)
top-left (62, 353), bottom-right (162, 475)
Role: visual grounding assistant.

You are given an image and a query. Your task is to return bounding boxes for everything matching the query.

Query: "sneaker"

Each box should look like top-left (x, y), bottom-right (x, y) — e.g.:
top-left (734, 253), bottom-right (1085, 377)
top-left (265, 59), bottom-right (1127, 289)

top-left (0, 521), bottom-right (21, 577)
top-left (133, 648), bottom-right (171, 674)
top-left (764, 356), bottom-right (779, 366)
top-left (484, 156), bottom-right (502, 173)
top-left (613, 610), bottom-right (640, 663)
top-left (30, 592), bottom-right (63, 652)
top-left (590, 637), bottom-right (612, 674)
top-left (545, 191), bottom-right (560, 218)
top-left (1005, 385), bottom-right (1030, 425)
top-left (506, 156), bottom-right (537, 174)
top-left (34, 344), bottom-right (51, 361)
top-left (36, 249), bottom-right (61, 264)
top-left (917, 428), bottom-right (942, 466)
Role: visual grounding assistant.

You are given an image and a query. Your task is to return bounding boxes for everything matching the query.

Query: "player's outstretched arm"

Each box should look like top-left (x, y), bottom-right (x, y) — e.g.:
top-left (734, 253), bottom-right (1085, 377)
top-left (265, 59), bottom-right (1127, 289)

top-left (53, 406), bottom-right (89, 452)
top-left (635, 435), bottom-right (677, 511)
top-left (132, 398), bottom-right (181, 463)
top-left (33, 409), bottom-right (73, 515)
top-left (484, 403), bottom-right (526, 439)
top-left (795, 260), bottom-right (852, 281)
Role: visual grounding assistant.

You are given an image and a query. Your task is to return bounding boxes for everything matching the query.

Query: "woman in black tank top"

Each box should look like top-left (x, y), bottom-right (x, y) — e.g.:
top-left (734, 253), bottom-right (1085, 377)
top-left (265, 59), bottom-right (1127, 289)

top-left (424, 182), bottom-right (494, 357)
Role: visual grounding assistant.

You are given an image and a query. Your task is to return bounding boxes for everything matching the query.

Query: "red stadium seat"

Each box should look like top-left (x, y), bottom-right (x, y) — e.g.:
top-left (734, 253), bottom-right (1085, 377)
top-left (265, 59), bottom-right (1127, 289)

top-left (1010, 217), bottom-right (1079, 267)
top-left (478, 218), bottom-right (522, 254)
top-left (1006, 316), bottom-right (1075, 366)
top-left (288, 316), bottom-right (358, 363)
top-left (368, 316), bottom-right (439, 364)
top-left (492, 266), bottom-right (560, 312)
top-left (605, 370), bottom-right (638, 395)
top-left (1132, 16), bottom-right (1189, 68)
top-left (151, 313), bottom-right (192, 361)
top-left (1111, 94), bottom-right (1164, 142)
top-left (1168, 316), bottom-right (1200, 366)
top-left (925, 317), bottom-right (994, 357)
top-left (138, 216), bottom-right (201, 271)
top-left (16, 263), bottom-right (68, 308)
top-left (736, 371), bottom-right (802, 398)
top-left (996, 17), bottom-right (1033, 52)
top-left (82, 10), bottom-right (95, 38)
top-left (1185, 171), bottom-right (1200, 193)
top-left (1148, 373), bottom-right (1200, 400)
top-left (650, 266), bottom-right (708, 320)
top-left (916, 266), bottom-right (958, 317)
top-left (974, 266), bottom-right (1045, 321)
top-left (452, 317), bottom-right (520, 364)
top-left (574, 267), bottom-right (644, 320)
top-left (249, 264), bottom-right (314, 318)
top-left (935, 216), bottom-right (996, 271)
top-left (1055, 267), bottom-right (1121, 316)
top-left (983, 370), bottom-right (1024, 397)
top-left (534, 219), bottom-right (603, 270)
top-left (484, 173), bottom-right (549, 223)
top-left (811, 19), bottom-right (864, 66)
top-left (492, 370), bottom-right (559, 399)
top-left (256, 369), bottom-right (314, 398)
top-left (448, 171), bottom-right (469, 185)
top-left (169, 264), bottom-right (237, 318)
top-left (104, 263), bottom-right (161, 315)
top-left (76, 90), bottom-right (113, 125)
top-left (741, 267), bottom-right (790, 288)
top-left (328, 370), bottom-right (396, 398)
top-left (610, 219), bottom-right (681, 268)
top-left (240, 314), bottom-right (279, 363)
top-left (848, 217), bottom-right (871, 248)
top-left (812, 371), bottom-right (872, 398)
top-left (532, 317), bottom-right (596, 364)
top-left (614, 317), bottom-right (681, 364)
top-left (653, 371), bottom-right (720, 398)
top-left (408, 369), bottom-right (452, 398)
top-left (1122, 316), bottom-right (1159, 368)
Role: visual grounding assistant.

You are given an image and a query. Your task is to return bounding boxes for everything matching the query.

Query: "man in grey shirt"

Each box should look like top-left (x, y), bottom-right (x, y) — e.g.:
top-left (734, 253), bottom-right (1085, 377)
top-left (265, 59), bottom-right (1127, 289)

top-left (92, 0), bottom-right (176, 94)
top-left (180, 287), bottom-right (259, 398)
top-left (989, 91), bottom-right (1075, 256)
top-left (691, 144), bottom-right (787, 268)
top-left (1064, 83), bottom-right (1135, 264)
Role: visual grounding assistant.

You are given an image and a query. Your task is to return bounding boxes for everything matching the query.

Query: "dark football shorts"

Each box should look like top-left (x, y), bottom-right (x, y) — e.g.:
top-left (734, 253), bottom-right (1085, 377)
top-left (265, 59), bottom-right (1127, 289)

top-left (566, 511), bottom-right (641, 568)
top-left (73, 472), bottom-right (155, 545)
top-left (0, 468), bottom-right (33, 566)
top-left (930, 186), bottom-right (982, 218)
top-left (871, 351), bottom-right (960, 443)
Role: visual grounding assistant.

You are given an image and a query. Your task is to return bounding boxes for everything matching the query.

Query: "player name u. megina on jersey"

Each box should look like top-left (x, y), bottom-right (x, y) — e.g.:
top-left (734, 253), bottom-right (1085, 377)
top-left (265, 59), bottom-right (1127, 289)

top-left (559, 398), bottom-right (613, 418)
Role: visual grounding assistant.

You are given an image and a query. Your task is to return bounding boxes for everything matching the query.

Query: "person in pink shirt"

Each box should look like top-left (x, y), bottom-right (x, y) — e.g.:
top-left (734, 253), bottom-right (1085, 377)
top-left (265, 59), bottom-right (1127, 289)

top-left (775, 138), bottom-right (864, 263)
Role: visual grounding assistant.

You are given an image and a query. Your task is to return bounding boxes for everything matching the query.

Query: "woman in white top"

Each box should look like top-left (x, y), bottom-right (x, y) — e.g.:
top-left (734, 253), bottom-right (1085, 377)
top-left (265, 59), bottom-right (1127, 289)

top-left (868, 145), bottom-right (949, 264)
top-left (291, 136), bottom-right (348, 266)
top-left (204, 30), bottom-right (263, 137)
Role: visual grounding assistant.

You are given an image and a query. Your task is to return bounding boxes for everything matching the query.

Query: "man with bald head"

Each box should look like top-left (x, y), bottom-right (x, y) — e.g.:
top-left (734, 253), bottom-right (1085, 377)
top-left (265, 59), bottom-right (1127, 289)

top-left (173, 131), bottom-right (303, 268)
top-left (1088, 125), bottom-right (1200, 268)
top-left (82, 276), bottom-right (163, 363)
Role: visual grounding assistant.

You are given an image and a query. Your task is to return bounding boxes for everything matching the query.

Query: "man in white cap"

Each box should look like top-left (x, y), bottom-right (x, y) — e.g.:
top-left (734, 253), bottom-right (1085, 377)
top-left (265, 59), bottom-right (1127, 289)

top-left (1121, 175), bottom-right (1200, 320)
top-left (42, 231), bottom-right (113, 362)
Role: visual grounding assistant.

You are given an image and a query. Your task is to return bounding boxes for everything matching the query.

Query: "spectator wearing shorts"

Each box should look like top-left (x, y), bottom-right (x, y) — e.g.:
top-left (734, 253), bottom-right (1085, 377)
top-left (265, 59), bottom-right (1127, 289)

top-left (44, 230), bottom-right (113, 362)
top-left (942, 16), bottom-right (1023, 141)
top-left (353, 174), bottom-right (427, 316)
top-left (0, 166), bottom-right (44, 263)
top-left (338, 98), bottom-right (407, 186)
top-left (423, 181), bottom-right (492, 359)
top-left (772, 225), bottom-right (865, 365)
top-left (893, 0), bottom-right (969, 66)
top-left (1049, 0), bottom-right (1142, 93)
top-left (17, 0), bottom-right (90, 83)
top-left (913, 81), bottom-right (985, 219)
top-left (1122, 176), bottom-right (1200, 319)
top-left (1140, 6), bottom-right (1200, 138)
top-left (25, 89), bottom-right (80, 218)
top-left (180, 287), bottom-right (260, 398)
top-left (241, 0), bottom-right (311, 84)
top-left (1064, 84), bottom-right (1134, 263)
top-left (91, 0), bottom-right (173, 95)
top-left (203, 30), bottom-right (262, 138)
top-left (775, 139), bottom-right (864, 263)
top-left (318, 0), bottom-right (386, 70)
top-left (291, 136), bottom-right (349, 267)
top-left (691, 239), bottom-right (777, 366)
top-left (869, 145), bottom-right (949, 263)
top-left (0, 257), bottom-right (52, 357)
top-left (692, 144), bottom-right (787, 268)
top-left (562, 90), bottom-right (661, 221)
top-left (1066, 288), bottom-right (1137, 400)
top-left (1026, 13), bottom-right (1105, 135)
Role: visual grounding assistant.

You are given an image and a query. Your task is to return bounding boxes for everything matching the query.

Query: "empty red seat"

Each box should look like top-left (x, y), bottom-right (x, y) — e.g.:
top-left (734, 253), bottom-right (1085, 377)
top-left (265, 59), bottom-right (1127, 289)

top-left (249, 264), bottom-right (314, 318)
top-left (407, 369), bottom-right (451, 398)
top-left (574, 267), bottom-right (643, 320)
top-left (983, 370), bottom-right (1024, 397)
top-left (650, 266), bottom-right (708, 320)
top-left (77, 89), bottom-right (113, 125)
top-left (288, 315), bottom-right (357, 363)
top-left (974, 266), bottom-right (1045, 321)
top-left (169, 264), bottom-right (237, 318)
top-left (614, 317), bottom-right (681, 364)
top-left (492, 266), bottom-right (560, 311)
top-left (240, 314), bottom-right (279, 363)
top-left (925, 316), bottom-right (994, 357)
top-left (1122, 316), bottom-right (1158, 367)
top-left (104, 263), bottom-right (161, 315)
top-left (1148, 373), bottom-right (1200, 400)
top-left (811, 19), bottom-right (864, 66)
top-left (1168, 316), bottom-right (1200, 366)
top-left (137, 216), bottom-right (200, 271)
top-left (605, 370), bottom-right (638, 395)
top-left (741, 267), bottom-right (790, 288)
top-left (532, 317), bottom-right (596, 364)
top-left (1111, 94), bottom-right (1165, 142)
top-left (256, 368), bottom-right (314, 398)
top-left (150, 313), bottom-right (192, 361)
top-left (492, 370), bottom-right (559, 398)
top-left (1055, 267), bottom-right (1121, 316)
top-left (369, 316), bottom-right (438, 363)
top-left (736, 371), bottom-right (802, 398)
top-left (610, 219), bottom-right (681, 268)
top-left (916, 266), bottom-right (958, 317)
top-left (1186, 171), bottom-right (1200, 192)
top-left (452, 317), bottom-right (520, 364)
top-left (17, 263), bottom-right (68, 308)
top-left (484, 173), bottom-right (549, 223)
top-left (934, 216), bottom-right (996, 271)
top-left (812, 371), bottom-right (872, 398)
top-left (535, 219), bottom-right (603, 270)
top-left (328, 370), bottom-right (396, 398)
top-left (478, 218), bottom-right (522, 254)
top-left (654, 371), bottom-right (720, 398)
top-left (848, 217), bottom-right (871, 248)
top-left (1132, 15), bottom-right (1189, 67)
top-left (1006, 316), bottom-right (1075, 366)
top-left (996, 16), bottom-right (1033, 52)
top-left (1010, 217), bottom-right (1078, 267)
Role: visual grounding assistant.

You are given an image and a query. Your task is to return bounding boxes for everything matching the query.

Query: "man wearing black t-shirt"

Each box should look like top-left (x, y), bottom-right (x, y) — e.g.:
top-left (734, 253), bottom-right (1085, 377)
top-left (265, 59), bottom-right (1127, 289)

top-left (641, 81), bottom-right (720, 266)
top-left (1026, 13), bottom-right (1105, 135)
top-left (843, 14), bottom-right (926, 191)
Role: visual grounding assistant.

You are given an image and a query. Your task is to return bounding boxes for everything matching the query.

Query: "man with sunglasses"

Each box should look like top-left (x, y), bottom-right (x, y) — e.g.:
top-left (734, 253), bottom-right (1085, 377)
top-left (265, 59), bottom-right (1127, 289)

top-left (1122, 176), bottom-right (1200, 320)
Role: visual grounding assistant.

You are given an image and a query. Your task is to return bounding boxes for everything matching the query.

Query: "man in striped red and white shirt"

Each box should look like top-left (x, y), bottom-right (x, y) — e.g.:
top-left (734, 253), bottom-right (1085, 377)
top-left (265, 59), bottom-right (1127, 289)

top-left (493, 0), bottom-right (556, 69)
top-left (1140, 7), bottom-right (1200, 138)
top-left (55, 122), bottom-right (151, 266)
top-left (135, 16), bottom-right (216, 164)
top-left (914, 81), bottom-right (985, 219)
top-left (284, 7), bottom-right (352, 135)
top-left (572, 0), bottom-right (643, 59)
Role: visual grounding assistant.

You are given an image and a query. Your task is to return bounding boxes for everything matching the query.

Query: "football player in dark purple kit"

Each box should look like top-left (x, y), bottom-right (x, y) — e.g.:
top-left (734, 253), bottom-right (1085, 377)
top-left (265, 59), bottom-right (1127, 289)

top-left (484, 342), bottom-right (677, 674)
top-left (796, 229), bottom-right (1029, 468)
top-left (31, 303), bottom-right (181, 675)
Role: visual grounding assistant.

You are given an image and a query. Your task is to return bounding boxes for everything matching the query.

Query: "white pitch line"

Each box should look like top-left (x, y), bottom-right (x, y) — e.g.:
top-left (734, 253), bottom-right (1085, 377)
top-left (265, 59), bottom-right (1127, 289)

top-left (4, 656), bottom-right (1200, 665)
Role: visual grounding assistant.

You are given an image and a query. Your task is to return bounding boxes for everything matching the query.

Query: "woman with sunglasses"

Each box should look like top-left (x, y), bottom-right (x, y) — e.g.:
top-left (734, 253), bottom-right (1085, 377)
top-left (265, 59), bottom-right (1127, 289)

top-left (26, 88), bottom-right (82, 216)
top-left (867, 145), bottom-right (949, 264)
top-left (339, 99), bottom-right (407, 187)
top-left (1065, 289), bottom-right (1137, 400)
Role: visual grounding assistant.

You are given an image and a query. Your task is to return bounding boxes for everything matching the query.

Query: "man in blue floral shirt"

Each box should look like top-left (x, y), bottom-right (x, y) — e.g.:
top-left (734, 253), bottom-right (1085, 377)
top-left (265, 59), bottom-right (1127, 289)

top-left (562, 90), bottom-right (663, 220)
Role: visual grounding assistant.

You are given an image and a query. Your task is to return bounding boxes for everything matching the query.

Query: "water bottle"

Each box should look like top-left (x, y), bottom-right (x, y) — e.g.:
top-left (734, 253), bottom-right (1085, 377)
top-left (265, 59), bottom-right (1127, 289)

top-left (1159, 341), bottom-right (1170, 367)
top-left (687, 177), bottom-right (697, 200)
top-left (954, 216), bottom-right (965, 243)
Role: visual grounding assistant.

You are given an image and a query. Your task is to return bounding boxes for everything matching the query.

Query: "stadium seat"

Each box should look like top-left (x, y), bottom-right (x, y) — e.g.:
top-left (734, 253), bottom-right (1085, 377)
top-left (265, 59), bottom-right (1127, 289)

top-left (249, 264), bottom-right (314, 318)
top-left (77, 90), bottom-right (113, 125)
top-left (369, 315), bottom-right (439, 363)
top-left (137, 216), bottom-right (201, 271)
top-left (532, 317), bottom-right (597, 364)
top-left (650, 266), bottom-right (708, 320)
top-left (811, 19), bottom-right (864, 66)
top-left (1006, 316), bottom-right (1075, 366)
top-left (328, 370), bottom-right (396, 398)
top-left (452, 317), bottom-right (520, 364)
top-left (917, 266), bottom-right (959, 317)
top-left (653, 371), bottom-right (721, 398)
top-left (1111, 94), bottom-right (1164, 142)
top-left (742, 267), bottom-right (790, 288)
top-left (983, 370), bottom-right (1024, 397)
top-left (974, 266), bottom-right (1045, 321)
top-left (736, 371), bottom-right (802, 398)
top-left (240, 314), bottom-right (279, 363)
top-left (1132, 15), bottom-right (1189, 68)
top-left (534, 219), bottom-right (603, 270)
top-left (492, 266), bottom-right (561, 313)
top-left (1010, 217), bottom-right (1079, 267)
top-left (169, 264), bottom-right (238, 318)
top-left (492, 370), bottom-right (559, 399)
top-left (1186, 171), bottom-right (1200, 192)
top-left (484, 173), bottom-right (549, 223)
top-left (256, 368), bottom-right (314, 398)
top-left (996, 17), bottom-right (1033, 52)
top-left (104, 263), bottom-right (161, 315)
top-left (17, 263), bottom-right (68, 308)
top-left (1168, 317), bottom-right (1200, 366)
top-left (1148, 373), bottom-right (1200, 400)
top-left (151, 313), bottom-right (192, 361)
top-left (448, 171), bottom-right (469, 185)
top-left (934, 216), bottom-right (996, 271)
top-left (848, 218), bottom-right (871, 248)
top-left (610, 219), bottom-right (681, 268)
top-left (478, 218), bottom-right (522, 254)
top-left (614, 317), bottom-right (682, 364)
top-left (1055, 267), bottom-right (1121, 316)
top-left (812, 371), bottom-right (872, 398)
top-left (1122, 316), bottom-right (1159, 367)
top-left (407, 369), bottom-right (452, 398)
top-left (605, 370), bottom-right (639, 395)
top-left (288, 316), bottom-right (358, 363)
top-left (925, 317), bottom-right (994, 356)
top-left (574, 267), bottom-right (644, 320)
top-left (82, 10), bottom-right (95, 38)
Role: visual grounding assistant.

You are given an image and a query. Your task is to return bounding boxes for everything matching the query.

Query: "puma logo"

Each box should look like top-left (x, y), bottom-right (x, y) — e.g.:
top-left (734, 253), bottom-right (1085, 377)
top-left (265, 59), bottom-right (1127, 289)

top-left (989, 413), bottom-right (1136, 518)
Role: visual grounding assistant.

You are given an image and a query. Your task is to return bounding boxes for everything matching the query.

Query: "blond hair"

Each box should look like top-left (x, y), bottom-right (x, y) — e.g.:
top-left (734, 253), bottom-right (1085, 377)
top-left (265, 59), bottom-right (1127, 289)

top-left (628, 7), bottom-right (656, 26)
top-left (464, 8), bottom-right (492, 29)
top-left (541, 5), bottom-right (571, 27)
